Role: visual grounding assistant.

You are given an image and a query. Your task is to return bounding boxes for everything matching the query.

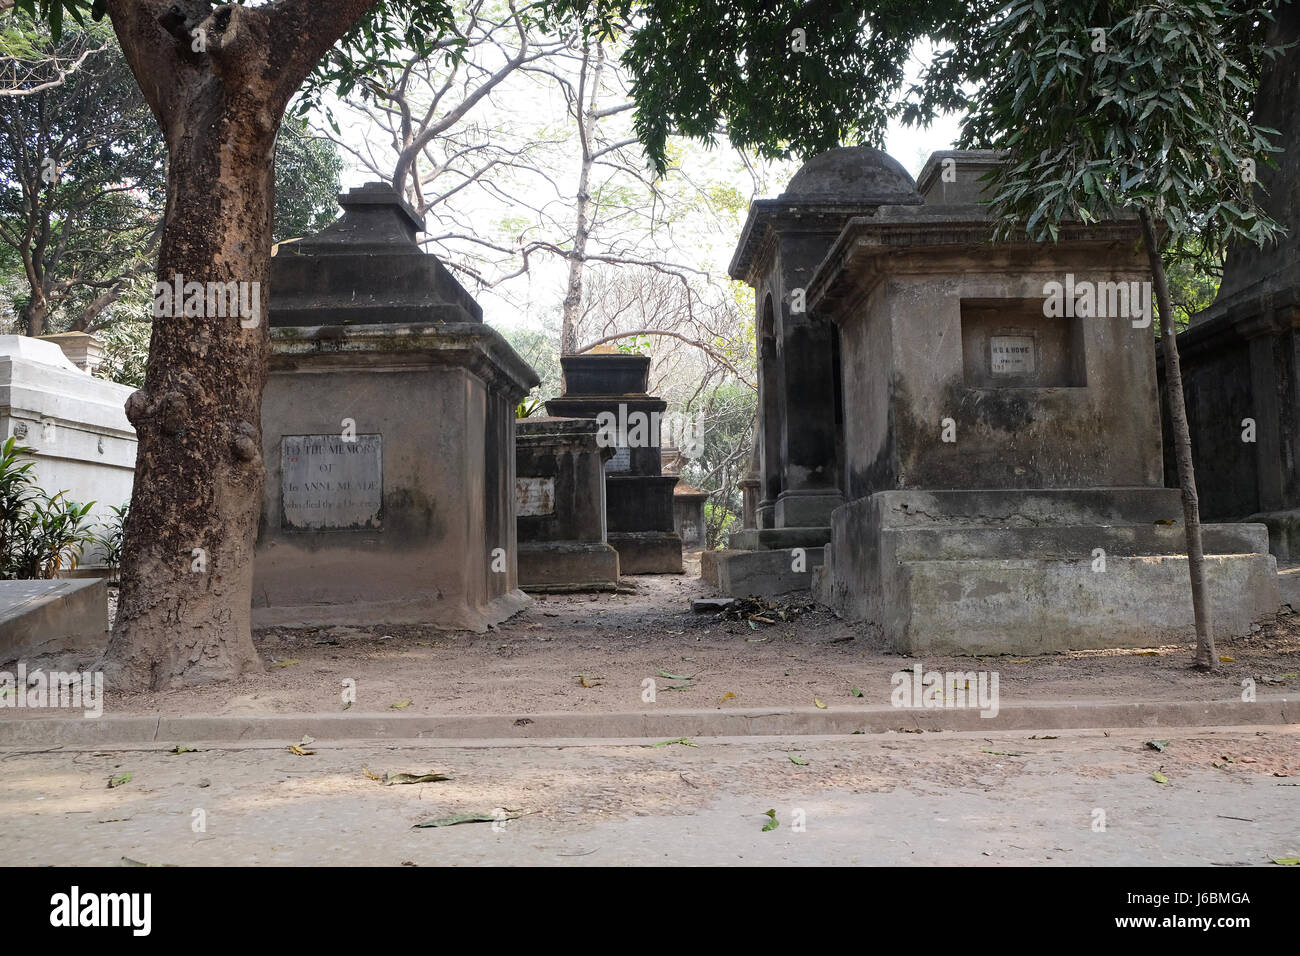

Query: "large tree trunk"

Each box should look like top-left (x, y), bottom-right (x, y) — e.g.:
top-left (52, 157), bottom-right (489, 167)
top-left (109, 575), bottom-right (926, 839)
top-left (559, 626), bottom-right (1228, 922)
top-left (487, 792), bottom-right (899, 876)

top-left (103, 87), bottom-right (273, 687)
top-left (1139, 208), bottom-right (1216, 671)
top-left (100, 0), bottom-right (377, 690)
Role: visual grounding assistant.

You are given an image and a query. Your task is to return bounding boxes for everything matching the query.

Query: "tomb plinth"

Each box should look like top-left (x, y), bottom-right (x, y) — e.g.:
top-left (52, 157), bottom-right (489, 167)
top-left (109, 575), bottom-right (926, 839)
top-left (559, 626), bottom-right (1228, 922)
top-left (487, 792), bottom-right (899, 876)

top-left (254, 183), bottom-right (539, 630)
top-left (515, 416), bottom-right (620, 591)
top-left (808, 150), bottom-right (1278, 653)
top-left (545, 353), bottom-right (682, 573)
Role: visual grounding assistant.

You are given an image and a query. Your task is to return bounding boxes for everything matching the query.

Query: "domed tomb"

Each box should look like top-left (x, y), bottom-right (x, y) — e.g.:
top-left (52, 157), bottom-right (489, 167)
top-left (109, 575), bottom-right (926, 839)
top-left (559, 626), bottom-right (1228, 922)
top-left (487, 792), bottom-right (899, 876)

top-left (779, 146), bottom-right (923, 205)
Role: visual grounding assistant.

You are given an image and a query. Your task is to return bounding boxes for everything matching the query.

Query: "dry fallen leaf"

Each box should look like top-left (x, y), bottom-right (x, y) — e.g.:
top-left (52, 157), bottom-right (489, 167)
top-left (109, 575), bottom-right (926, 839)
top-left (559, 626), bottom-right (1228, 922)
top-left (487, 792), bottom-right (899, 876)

top-left (288, 744), bottom-right (315, 756)
top-left (384, 772), bottom-right (452, 786)
top-left (813, 697), bottom-right (828, 709)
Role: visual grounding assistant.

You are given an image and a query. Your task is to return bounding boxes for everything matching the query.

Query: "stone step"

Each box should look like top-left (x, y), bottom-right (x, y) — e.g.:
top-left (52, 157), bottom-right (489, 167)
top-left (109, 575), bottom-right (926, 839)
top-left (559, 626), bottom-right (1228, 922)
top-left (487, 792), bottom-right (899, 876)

top-left (702, 547), bottom-right (824, 597)
top-left (896, 553), bottom-right (1281, 654)
top-left (727, 526), bottom-right (831, 551)
top-left (873, 488), bottom-right (1186, 529)
top-left (890, 522), bottom-right (1270, 561)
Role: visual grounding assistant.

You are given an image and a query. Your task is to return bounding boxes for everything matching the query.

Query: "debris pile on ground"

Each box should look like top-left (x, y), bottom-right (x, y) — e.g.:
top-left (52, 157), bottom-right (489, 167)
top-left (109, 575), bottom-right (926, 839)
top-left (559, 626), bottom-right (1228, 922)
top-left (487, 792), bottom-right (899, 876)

top-left (715, 596), bottom-right (818, 625)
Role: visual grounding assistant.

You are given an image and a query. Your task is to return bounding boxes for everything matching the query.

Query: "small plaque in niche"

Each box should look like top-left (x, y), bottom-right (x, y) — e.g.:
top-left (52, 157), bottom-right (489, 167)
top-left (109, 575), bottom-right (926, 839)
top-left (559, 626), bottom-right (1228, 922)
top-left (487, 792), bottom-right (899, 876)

top-left (282, 434), bottom-right (383, 531)
top-left (990, 335), bottom-right (1036, 376)
top-left (516, 477), bottom-right (555, 516)
top-left (606, 445), bottom-right (631, 473)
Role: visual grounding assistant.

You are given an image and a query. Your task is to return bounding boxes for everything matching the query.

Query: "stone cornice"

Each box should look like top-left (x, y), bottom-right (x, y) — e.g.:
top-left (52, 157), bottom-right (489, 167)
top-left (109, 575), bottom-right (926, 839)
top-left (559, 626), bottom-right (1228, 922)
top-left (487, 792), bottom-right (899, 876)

top-left (807, 209), bottom-right (1145, 317)
top-left (728, 200), bottom-right (923, 284)
top-left (268, 321), bottom-right (540, 401)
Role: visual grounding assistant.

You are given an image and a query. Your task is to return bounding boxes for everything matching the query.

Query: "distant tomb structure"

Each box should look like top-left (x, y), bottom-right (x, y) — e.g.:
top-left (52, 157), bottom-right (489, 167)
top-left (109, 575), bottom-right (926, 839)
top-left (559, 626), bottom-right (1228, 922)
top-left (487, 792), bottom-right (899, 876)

top-left (514, 416), bottom-right (620, 591)
top-left (545, 353), bottom-right (683, 573)
top-left (663, 447), bottom-right (708, 550)
top-left (255, 183), bottom-right (539, 629)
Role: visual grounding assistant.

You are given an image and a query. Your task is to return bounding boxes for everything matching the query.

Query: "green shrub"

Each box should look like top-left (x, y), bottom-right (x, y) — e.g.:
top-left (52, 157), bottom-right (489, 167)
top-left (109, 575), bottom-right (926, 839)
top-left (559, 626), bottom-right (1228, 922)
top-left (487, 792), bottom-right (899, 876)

top-left (0, 436), bottom-right (96, 579)
top-left (96, 503), bottom-right (129, 584)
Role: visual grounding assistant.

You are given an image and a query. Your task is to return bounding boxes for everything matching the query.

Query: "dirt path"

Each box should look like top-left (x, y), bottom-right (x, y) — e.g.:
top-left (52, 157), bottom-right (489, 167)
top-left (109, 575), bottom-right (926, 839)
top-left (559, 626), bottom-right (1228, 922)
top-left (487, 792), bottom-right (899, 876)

top-left (10, 560), bottom-right (1300, 719)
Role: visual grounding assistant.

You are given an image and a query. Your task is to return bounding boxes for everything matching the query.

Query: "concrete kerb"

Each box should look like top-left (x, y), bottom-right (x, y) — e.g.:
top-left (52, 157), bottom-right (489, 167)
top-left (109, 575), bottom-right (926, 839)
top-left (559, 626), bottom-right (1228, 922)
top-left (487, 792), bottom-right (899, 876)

top-left (0, 698), bottom-right (1293, 747)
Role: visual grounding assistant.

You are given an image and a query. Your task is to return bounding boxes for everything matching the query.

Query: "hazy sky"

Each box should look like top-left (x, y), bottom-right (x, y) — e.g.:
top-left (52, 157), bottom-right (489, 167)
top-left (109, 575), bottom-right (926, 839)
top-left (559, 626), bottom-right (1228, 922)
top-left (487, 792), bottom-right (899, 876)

top-left (326, 39), bottom-right (965, 331)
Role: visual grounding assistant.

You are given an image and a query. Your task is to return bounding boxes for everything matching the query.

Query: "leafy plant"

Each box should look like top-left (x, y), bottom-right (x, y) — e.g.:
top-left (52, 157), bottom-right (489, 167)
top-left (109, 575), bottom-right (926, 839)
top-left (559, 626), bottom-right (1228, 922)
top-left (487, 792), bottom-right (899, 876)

top-left (95, 502), bottom-right (129, 584)
top-left (0, 436), bottom-right (96, 579)
top-left (0, 436), bottom-right (39, 564)
top-left (614, 334), bottom-right (651, 356)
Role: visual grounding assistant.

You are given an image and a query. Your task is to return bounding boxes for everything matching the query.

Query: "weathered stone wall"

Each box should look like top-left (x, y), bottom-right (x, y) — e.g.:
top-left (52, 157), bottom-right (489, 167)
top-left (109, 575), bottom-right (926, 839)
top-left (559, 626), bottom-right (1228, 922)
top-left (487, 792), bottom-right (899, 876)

top-left (256, 340), bottom-right (531, 629)
top-left (830, 236), bottom-right (1162, 497)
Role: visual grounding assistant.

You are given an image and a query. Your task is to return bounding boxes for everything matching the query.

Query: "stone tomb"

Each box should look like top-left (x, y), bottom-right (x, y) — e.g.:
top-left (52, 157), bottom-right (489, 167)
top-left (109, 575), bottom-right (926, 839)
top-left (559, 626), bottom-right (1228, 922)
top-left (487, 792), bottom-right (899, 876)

top-left (1165, 3), bottom-right (1300, 584)
top-left (254, 183), bottom-right (539, 630)
top-left (662, 447), bottom-right (708, 550)
top-left (809, 149), bottom-right (1278, 653)
top-left (0, 335), bottom-right (136, 570)
top-left (545, 353), bottom-right (682, 573)
top-left (515, 416), bottom-right (620, 591)
top-left (705, 147), bottom-right (930, 597)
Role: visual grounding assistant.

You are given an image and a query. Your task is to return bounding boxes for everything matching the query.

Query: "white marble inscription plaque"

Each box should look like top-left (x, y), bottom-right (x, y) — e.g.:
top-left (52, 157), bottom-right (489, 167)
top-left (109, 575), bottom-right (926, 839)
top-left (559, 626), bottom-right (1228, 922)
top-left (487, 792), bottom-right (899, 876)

top-left (281, 434), bottom-right (383, 531)
top-left (606, 445), bottom-right (631, 473)
top-left (516, 477), bottom-right (555, 517)
top-left (990, 335), bottom-right (1036, 375)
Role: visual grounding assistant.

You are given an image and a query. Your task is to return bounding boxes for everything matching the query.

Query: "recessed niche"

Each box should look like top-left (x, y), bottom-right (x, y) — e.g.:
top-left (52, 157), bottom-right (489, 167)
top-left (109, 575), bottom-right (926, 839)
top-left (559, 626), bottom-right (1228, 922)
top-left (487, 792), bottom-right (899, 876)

top-left (961, 298), bottom-right (1086, 388)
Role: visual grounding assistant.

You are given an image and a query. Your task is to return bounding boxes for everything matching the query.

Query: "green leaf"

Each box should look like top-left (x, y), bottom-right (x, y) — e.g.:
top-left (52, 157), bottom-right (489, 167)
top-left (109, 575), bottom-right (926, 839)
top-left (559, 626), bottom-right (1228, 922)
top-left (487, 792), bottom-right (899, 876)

top-left (1145, 740), bottom-right (1170, 752)
top-left (169, 746), bottom-right (200, 755)
top-left (1152, 771), bottom-right (1169, 784)
top-left (1271, 857), bottom-right (1300, 866)
top-left (108, 772), bottom-right (132, 788)
top-left (787, 753), bottom-right (808, 766)
top-left (655, 670), bottom-right (694, 681)
top-left (650, 737), bottom-right (697, 748)
top-left (761, 808), bottom-right (779, 832)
